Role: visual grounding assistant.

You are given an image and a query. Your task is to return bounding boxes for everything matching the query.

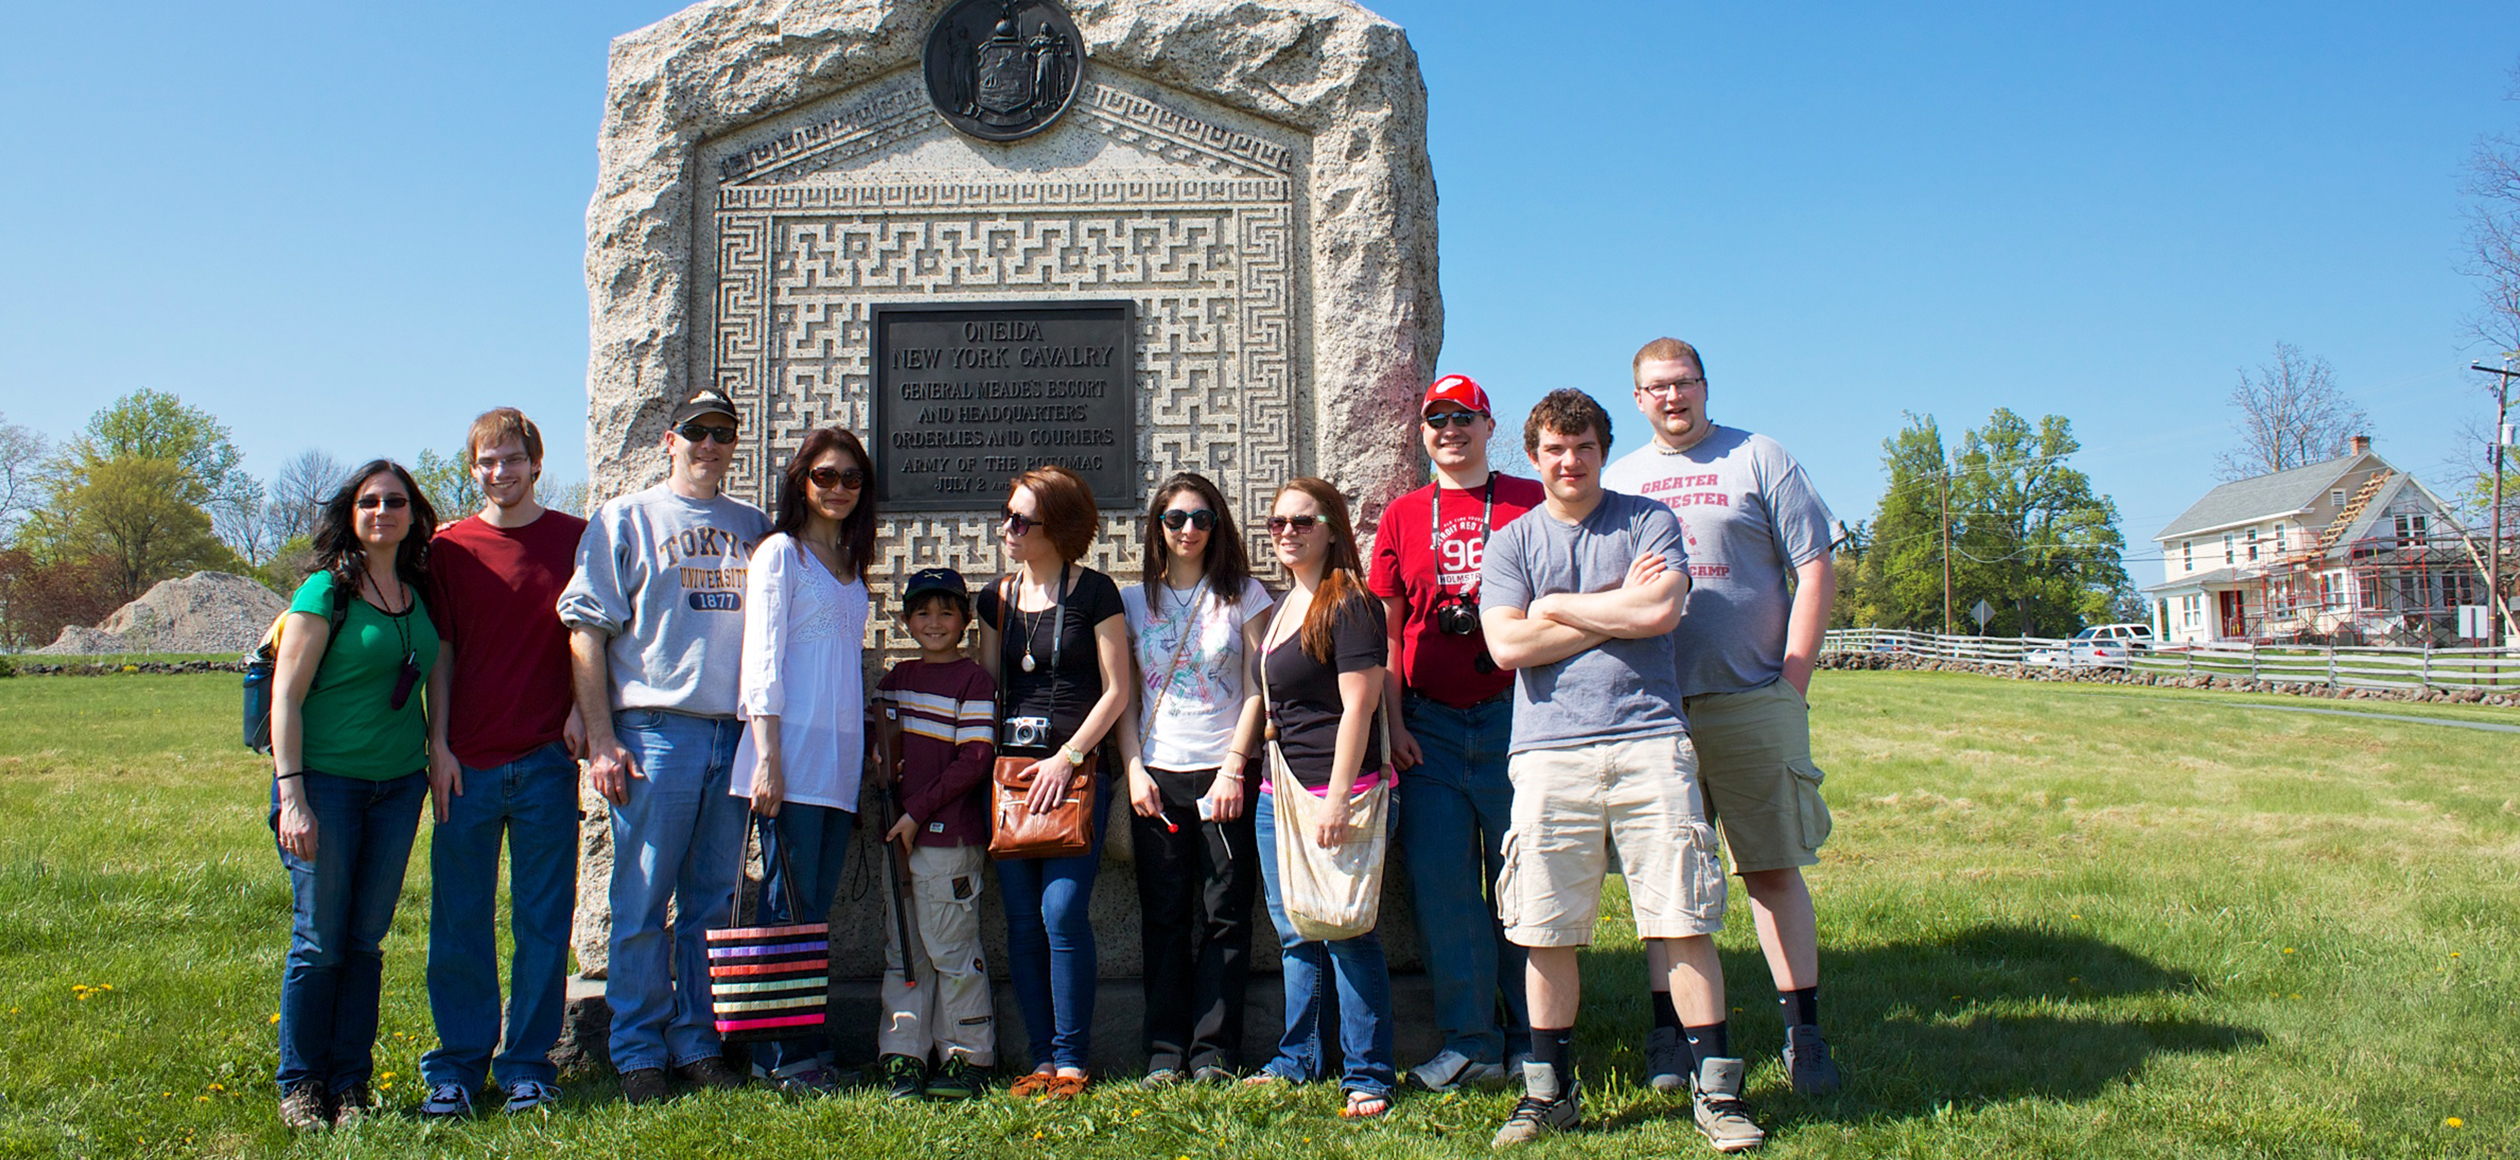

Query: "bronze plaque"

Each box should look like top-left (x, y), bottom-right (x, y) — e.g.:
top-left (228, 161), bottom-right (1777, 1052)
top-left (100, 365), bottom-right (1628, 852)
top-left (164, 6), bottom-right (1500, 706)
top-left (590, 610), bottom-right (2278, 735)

top-left (923, 0), bottom-right (1084, 142)
top-left (872, 302), bottom-right (1137, 512)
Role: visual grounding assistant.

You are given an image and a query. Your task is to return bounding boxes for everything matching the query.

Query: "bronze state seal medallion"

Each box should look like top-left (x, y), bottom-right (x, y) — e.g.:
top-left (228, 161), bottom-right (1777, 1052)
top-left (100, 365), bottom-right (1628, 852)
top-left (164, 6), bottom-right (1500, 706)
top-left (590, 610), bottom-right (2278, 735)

top-left (924, 0), bottom-right (1085, 142)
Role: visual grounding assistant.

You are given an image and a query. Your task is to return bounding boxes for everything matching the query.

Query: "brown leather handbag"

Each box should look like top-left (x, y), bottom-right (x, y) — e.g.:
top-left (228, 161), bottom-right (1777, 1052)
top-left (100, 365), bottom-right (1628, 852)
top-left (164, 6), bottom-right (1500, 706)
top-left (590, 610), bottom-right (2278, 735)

top-left (987, 569), bottom-right (1100, 860)
top-left (987, 752), bottom-right (1098, 860)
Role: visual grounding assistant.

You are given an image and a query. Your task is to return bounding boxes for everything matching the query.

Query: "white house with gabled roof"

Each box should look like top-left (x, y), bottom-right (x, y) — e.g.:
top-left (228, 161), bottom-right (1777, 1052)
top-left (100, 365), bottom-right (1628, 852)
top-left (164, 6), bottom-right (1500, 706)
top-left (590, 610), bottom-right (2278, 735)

top-left (2146, 437), bottom-right (2488, 646)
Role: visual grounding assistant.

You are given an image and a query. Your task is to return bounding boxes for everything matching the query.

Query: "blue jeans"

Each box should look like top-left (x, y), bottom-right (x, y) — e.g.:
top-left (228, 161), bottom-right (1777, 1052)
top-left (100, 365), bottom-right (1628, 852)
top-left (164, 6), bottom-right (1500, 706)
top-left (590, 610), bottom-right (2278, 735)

top-left (752, 803), bottom-right (853, 1076)
top-left (420, 741), bottom-right (580, 1091)
top-left (994, 780), bottom-right (1112, 1071)
top-left (1254, 787), bottom-right (1396, 1095)
top-left (605, 709), bottom-right (749, 1073)
top-left (1397, 692), bottom-right (1531, 1064)
top-left (272, 771), bottom-right (427, 1094)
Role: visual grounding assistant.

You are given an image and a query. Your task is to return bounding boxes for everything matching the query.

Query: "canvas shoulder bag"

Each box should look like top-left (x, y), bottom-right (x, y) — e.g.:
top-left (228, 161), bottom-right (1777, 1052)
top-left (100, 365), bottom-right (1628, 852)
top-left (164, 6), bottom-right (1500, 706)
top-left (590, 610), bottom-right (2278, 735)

top-left (1259, 596), bottom-right (1394, 943)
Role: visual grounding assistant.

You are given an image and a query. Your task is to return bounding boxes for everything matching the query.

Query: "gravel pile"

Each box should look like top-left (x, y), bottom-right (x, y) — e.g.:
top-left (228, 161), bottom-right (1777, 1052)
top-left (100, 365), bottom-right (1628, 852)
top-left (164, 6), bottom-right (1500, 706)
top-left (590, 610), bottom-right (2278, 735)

top-left (36, 571), bottom-right (286, 655)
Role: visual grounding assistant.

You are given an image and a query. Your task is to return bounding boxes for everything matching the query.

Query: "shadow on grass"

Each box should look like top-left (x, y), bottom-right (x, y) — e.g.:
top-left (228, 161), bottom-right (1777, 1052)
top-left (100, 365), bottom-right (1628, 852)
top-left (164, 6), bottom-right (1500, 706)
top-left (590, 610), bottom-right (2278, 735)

top-left (1584, 922), bottom-right (2263, 1128)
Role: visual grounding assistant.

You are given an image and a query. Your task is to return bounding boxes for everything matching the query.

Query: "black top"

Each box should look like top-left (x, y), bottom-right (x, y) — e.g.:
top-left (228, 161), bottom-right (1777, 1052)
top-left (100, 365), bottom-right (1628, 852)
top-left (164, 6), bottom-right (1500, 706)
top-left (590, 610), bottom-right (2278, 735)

top-left (977, 565), bottom-right (1125, 748)
top-left (1262, 594), bottom-right (1387, 789)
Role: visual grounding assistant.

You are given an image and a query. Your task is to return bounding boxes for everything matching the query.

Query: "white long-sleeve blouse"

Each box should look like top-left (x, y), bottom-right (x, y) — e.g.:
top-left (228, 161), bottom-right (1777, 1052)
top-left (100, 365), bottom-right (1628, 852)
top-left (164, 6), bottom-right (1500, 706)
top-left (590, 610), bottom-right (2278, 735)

top-left (729, 532), bottom-right (868, 812)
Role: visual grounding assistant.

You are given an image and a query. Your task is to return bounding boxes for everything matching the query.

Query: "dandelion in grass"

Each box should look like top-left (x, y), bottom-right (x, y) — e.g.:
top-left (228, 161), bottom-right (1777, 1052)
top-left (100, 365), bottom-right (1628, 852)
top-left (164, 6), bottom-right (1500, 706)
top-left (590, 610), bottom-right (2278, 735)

top-left (269, 1014), bottom-right (280, 1024)
top-left (2446, 1117), bottom-right (2464, 1128)
top-left (2282, 947), bottom-right (2294, 954)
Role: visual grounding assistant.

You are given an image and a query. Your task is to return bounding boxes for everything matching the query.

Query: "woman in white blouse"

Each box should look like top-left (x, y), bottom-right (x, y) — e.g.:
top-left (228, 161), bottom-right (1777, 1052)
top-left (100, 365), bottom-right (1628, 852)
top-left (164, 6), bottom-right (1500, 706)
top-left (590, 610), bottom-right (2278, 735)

top-left (1115, 472), bottom-right (1273, 1084)
top-left (730, 426), bottom-right (876, 1094)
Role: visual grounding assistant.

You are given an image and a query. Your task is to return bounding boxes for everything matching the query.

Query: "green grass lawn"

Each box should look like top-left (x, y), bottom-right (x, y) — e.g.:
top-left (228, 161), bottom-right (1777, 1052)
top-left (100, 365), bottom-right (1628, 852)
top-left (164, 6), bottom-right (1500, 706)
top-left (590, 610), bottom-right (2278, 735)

top-left (1, 671), bottom-right (2514, 1158)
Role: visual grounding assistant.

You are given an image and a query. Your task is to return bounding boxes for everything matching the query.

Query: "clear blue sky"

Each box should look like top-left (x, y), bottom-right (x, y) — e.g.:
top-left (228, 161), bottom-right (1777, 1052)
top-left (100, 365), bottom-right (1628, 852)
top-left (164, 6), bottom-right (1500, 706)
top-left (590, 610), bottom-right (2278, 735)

top-left (3, 1), bottom-right (2514, 572)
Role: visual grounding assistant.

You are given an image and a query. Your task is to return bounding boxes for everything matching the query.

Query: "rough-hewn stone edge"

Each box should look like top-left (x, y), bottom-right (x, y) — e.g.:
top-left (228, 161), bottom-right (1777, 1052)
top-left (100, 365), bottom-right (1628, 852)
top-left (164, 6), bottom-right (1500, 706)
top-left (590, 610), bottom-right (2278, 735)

top-left (584, 0), bottom-right (1440, 514)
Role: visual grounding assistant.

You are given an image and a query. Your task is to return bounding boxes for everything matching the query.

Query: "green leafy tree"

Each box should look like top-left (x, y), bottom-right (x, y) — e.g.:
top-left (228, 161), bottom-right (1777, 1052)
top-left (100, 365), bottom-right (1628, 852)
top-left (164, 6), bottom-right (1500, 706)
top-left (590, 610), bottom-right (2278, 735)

top-left (34, 457), bottom-right (238, 604)
top-left (1858, 409), bottom-right (2128, 636)
top-left (25, 390), bottom-right (253, 605)
top-left (1948, 409), bottom-right (2129, 636)
top-left (1857, 414), bottom-right (1953, 630)
top-left (413, 447), bottom-right (481, 517)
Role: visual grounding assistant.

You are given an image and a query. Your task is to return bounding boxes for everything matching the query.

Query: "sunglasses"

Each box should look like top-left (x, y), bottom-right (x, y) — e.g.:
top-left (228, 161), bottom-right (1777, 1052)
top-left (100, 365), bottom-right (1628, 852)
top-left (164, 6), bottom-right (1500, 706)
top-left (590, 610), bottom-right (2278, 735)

top-left (1159, 508), bottom-right (1218, 531)
top-left (354, 495), bottom-right (411, 512)
top-left (1001, 508), bottom-right (1042, 535)
top-left (676, 422), bottom-right (739, 445)
top-left (1423, 411), bottom-right (1485, 429)
top-left (808, 465), bottom-right (867, 490)
top-left (1266, 514), bottom-right (1322, 534)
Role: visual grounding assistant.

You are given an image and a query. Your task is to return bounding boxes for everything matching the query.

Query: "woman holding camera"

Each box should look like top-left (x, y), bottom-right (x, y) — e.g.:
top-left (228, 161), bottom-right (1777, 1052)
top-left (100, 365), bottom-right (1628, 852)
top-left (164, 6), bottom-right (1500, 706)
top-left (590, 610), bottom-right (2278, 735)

top-left (1115, 472), bottom-right (1272, 1084)
top-left (1248, 476), bottom-right (1398, 1116)
top-left (267, 460), bottom-right (442, 1130)
top-left (975, 465), bottom-right (1132, 1096)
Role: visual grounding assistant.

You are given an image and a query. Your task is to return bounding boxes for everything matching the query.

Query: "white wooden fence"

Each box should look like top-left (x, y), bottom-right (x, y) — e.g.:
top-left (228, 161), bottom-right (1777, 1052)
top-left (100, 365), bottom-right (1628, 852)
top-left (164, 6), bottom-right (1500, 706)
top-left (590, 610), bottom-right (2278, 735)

top-left (1821, 629), bottom-right (2520, 693)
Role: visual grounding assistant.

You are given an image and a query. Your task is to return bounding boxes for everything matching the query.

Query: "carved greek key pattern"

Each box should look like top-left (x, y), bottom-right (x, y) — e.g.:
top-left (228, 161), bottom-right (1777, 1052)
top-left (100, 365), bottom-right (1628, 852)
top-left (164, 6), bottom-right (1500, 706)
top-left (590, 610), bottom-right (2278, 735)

top-left (703, 76), bottom-right (1303, 650)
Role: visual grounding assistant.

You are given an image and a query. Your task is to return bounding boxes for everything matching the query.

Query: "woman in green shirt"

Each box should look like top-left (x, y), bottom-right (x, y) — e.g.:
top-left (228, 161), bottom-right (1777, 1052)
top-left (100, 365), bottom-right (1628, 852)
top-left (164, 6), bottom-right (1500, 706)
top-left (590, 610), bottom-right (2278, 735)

top-left (267, 460), bottom-right (442, 1131)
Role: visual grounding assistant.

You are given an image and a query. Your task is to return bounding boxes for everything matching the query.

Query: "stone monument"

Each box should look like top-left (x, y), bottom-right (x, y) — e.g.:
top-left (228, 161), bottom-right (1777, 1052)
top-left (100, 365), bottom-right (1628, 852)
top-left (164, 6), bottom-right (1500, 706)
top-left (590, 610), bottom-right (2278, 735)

top-left (566, 0), bottom-right (1441, 1069)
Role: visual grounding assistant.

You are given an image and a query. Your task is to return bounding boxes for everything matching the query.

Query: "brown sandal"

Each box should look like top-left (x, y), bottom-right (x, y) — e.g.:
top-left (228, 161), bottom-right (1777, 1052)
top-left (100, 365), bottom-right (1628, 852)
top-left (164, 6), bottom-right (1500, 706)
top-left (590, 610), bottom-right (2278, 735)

top-left (1009, 1072), bottom-right (1055, 1098)
top-left (1043, 1074), bottom-right (1090, 1099)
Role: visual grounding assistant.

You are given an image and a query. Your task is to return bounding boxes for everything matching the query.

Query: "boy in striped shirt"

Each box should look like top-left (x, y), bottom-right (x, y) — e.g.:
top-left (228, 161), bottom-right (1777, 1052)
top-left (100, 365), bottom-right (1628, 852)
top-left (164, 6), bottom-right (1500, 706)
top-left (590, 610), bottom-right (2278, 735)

top-left (873, 568), bottom-right (1000, 1100)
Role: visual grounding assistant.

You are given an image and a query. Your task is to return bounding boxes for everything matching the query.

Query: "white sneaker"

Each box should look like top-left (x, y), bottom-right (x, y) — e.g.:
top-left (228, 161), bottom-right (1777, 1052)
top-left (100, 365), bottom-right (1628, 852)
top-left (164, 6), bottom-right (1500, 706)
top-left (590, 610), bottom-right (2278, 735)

top-left (1409, 1049), bottom-right (1506, 1092)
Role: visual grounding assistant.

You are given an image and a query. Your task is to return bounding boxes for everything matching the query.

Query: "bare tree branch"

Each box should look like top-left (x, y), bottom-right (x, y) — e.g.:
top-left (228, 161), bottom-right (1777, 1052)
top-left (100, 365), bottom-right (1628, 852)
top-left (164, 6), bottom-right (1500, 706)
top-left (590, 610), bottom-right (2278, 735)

top-left (2215, 341), bottom-right (2372, 481)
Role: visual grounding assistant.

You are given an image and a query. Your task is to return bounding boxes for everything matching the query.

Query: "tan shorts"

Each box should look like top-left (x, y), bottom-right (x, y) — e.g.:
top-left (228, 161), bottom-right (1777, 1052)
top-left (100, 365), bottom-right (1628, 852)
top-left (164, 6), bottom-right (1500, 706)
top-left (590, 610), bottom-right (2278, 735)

top-left (1496, 732), bottom-right (1726, 946)
top-left (1683, 680), bottom-right (1833, 874)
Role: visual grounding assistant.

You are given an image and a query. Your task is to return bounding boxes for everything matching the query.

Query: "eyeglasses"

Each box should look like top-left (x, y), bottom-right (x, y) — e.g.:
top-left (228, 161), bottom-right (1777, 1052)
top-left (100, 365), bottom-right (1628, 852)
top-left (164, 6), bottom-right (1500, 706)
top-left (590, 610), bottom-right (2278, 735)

top-left (1159, 508), bottom-right (1218, 531)
top-left (676, 422), bottom-right (739, 445)
top-left (354, 495), bottom-right (411, 512)
top-left (808, 466), bottom-right (867, 490)
top-left (1266, 514), bottom-right (1322, 534)
top-left (1423, 411), bottom-right (1485, 429)
top-left (1001, 508), bottom-right (1042, 535)
top-left (1636, 378), bottom-right (1706, 399)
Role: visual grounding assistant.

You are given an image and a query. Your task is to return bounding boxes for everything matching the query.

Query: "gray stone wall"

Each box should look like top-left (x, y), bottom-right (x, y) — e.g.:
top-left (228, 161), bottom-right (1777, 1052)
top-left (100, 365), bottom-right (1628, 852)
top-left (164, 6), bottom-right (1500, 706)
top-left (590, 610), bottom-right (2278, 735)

top-left (574, 0), bottom-right (1441, 982)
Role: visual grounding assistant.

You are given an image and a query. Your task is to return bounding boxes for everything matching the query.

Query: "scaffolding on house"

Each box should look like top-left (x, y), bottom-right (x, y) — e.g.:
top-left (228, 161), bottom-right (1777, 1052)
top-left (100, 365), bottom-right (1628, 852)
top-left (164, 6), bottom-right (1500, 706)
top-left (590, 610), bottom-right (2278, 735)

top-left (2234, 468), bottom-right (2492, 646)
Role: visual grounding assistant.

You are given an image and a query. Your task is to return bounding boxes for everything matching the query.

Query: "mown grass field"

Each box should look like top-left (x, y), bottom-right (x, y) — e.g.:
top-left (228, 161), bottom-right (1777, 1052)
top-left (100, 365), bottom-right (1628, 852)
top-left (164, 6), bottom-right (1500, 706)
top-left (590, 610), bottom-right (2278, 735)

top-left (1, 670), bottom-right (2514, 1158)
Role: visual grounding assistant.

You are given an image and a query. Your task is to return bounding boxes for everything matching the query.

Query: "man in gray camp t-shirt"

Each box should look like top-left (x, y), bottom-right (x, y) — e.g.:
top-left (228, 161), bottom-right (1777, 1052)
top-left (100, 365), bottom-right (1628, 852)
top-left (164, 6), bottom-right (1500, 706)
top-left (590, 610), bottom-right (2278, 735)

top-left (1476, 389), bottom-right (1758, 1153)
top-left (1604, 336), bottom-right (1845, 1101)
top-left (555, 388), bottom-right (770, 1103)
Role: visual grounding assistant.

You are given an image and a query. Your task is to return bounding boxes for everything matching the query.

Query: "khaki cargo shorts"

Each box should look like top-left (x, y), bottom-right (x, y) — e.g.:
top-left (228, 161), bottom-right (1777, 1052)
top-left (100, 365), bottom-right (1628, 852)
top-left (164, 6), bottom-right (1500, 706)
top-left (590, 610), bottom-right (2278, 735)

top-left (1682, 680), bottom-right (1833, 874)
top-left (1496, 732), bottom-right (1726, 947)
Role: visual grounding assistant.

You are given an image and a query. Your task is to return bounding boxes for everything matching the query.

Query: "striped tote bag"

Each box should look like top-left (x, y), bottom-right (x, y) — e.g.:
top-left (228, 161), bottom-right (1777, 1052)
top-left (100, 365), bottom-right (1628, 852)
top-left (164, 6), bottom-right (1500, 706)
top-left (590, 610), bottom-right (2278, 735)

top-left (707, 816), bottom-right (832, 1043)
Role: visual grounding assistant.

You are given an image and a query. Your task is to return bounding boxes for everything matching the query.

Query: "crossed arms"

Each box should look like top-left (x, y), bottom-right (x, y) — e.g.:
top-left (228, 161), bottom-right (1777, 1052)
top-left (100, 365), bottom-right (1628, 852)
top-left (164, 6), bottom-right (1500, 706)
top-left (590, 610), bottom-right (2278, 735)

top-left (1479, 550), bottom-right (1689, 671)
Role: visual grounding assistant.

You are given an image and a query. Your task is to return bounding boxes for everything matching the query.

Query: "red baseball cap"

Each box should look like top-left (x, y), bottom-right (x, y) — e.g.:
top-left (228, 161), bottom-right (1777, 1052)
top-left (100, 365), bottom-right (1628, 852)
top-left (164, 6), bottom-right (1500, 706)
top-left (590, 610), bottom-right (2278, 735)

top-left (1421, 374), bottom-right (1491, 416)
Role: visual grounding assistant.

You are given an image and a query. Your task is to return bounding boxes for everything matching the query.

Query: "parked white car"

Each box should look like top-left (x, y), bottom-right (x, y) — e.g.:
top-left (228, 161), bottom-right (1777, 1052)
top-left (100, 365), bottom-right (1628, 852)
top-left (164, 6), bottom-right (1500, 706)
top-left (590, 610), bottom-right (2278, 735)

top-left (2023, 624), bottom-right (2154, 669)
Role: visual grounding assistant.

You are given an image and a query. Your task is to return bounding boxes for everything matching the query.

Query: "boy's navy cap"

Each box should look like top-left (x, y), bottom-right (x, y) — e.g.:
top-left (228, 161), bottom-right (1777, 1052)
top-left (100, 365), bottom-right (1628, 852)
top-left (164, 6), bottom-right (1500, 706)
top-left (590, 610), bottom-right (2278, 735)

top-left (901, 567), bottom-right (968, 603)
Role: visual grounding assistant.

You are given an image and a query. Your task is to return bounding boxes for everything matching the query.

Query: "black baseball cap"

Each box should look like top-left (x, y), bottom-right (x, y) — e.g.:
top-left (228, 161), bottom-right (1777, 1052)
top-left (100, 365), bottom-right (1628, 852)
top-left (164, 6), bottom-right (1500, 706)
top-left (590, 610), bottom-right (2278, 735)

top-left (669, 388), bottom-right (739, 426)
top-left (900, 567), bottom-right (969, 608)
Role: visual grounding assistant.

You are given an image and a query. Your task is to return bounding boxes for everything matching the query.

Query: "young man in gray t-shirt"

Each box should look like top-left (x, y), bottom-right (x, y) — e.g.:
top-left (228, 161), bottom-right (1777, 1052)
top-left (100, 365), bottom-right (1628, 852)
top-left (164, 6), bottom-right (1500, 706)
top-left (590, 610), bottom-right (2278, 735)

top-left (1604, 338), bottom-right (1844, 1100)
top-left (1477, 389), bottom-right (1760, 1153)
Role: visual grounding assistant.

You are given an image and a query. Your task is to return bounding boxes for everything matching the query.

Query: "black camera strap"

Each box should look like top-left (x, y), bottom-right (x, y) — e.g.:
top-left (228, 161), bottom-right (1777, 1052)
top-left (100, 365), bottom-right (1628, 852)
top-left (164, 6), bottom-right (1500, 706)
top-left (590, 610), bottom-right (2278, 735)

top-left (1428, 472), bottom-right (1497, 593)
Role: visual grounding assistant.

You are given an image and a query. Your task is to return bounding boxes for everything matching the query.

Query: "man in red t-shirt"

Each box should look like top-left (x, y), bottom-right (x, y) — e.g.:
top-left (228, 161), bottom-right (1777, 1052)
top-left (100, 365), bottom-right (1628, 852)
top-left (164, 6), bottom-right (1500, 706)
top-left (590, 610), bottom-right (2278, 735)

top-left (416, 408), bottom-right (589, 1118)
top-left (1367, 374), bottom-right (1546, 1091)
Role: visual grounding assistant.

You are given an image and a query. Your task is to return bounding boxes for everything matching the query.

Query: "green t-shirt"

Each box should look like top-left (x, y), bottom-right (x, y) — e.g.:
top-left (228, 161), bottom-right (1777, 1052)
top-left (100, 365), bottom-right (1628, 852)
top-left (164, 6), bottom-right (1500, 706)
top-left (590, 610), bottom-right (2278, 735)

top-left (287, 569), bottom-right (441, 780)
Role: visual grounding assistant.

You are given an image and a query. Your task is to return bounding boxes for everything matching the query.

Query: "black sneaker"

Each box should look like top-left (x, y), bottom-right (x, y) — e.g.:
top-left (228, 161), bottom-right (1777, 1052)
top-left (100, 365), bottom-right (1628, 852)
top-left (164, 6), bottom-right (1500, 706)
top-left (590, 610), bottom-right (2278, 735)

top-left (926, 1056), bottom-right (987, 1100)
top-left (1644, 1025), bottom-right (1687, 1092)
top-left (1491, 1091), bottom-right (1581, 1147)
top-left (883, 1054), bottom-right (928, 1101)
top-left (1781, 1024), bottom-right (1841, 1095)
top-left (277, 1080), bottom-right (330, 1131)
top-left (618, 1068), bottom-right (670, 1106)
top-left (675, 1056), bottom-right (746, 1091)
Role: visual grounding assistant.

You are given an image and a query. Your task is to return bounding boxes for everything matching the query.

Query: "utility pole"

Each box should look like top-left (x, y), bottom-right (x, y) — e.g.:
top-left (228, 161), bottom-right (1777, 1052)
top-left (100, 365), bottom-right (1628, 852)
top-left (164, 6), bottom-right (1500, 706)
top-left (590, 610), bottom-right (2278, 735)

top-left (2478, 357), bottom-right (2519, 648)
top-left (1941, 461), bottom-right (1954, 636)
